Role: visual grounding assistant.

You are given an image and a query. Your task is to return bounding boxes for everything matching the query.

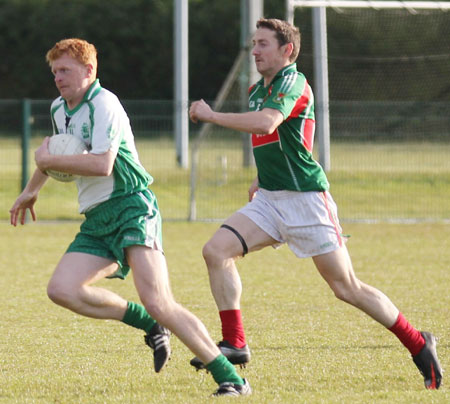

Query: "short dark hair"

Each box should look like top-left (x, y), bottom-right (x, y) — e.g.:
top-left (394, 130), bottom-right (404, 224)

top-left (256, 18), bottom-right (301, 62)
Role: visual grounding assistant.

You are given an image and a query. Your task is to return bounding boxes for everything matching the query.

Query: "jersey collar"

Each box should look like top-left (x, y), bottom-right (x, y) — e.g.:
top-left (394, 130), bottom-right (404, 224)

top-left (84, 79), bottom-right (102, 101)
top-left (256, 63), bottom-right (298, 88)
top-left (63, 79), bottom-right (102, 116)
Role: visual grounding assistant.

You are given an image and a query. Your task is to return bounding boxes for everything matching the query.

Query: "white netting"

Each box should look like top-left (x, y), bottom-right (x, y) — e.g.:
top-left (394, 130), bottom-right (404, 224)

top-left (189, 6), bottom-right (450, 221)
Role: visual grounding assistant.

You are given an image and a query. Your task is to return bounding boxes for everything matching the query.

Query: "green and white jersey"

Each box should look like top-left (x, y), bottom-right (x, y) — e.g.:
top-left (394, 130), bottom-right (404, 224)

top-left (50, 79), bottom-right (152, 213)
top-left (249, 63), bottom-right (329, 192)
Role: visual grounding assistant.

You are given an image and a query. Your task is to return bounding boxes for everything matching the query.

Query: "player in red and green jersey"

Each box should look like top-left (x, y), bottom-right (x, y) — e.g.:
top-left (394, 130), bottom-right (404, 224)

top-left (249, 63), bottom-right (328, 192)
top-left (189, 18), bottom-right (441, 390)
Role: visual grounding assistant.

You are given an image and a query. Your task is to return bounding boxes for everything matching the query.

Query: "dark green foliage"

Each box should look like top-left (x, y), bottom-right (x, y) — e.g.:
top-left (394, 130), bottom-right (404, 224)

top-left (0, 0), bottom-right (175, 99)
top-left (0, 0), bottom-right (242, 100)
top-left (1, 1), bottom-right (449, 101)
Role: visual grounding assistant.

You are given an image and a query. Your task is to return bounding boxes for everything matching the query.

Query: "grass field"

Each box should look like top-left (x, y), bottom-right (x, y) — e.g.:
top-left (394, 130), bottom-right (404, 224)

top-left (1, 136), bottom-right (450, 221)
top-left (0, 221), bottom-right (449, 403)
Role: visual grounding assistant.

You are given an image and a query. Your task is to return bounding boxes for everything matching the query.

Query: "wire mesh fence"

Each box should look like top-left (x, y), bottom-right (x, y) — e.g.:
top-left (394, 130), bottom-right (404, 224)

top-left (3, 8), bottom-right (450, 222)
top-left (1, 98), bottom-right (449, 222)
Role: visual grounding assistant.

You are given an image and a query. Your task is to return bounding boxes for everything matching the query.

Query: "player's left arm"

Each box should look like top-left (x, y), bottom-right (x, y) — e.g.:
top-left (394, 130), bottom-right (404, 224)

top-left (190, 99), bottom-right (283, 134)
top-left (248, 176), bottom-right (259, 202)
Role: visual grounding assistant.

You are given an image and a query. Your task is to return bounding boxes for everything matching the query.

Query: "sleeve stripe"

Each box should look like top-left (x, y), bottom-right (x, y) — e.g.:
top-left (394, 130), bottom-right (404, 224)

top-left (279, 72), bottom-right (297, 94)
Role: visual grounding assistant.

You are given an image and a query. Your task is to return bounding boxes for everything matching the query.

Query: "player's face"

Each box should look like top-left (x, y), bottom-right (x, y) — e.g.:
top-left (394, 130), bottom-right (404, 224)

top-left (252, 28), bottom-right (289, 80)
top-left (51, 54), bottom-right (91, 109)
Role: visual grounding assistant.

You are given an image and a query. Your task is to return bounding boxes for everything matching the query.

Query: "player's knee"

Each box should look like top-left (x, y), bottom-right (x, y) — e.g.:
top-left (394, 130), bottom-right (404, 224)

top-left (332, 287), bottom-right (352, 304)
top-left (202, 238), bottom-right (233, 268)
top-left (47, 278), bottom-right (76, 306)
top-left (202, 240), bottom-right (220, 266)
top-left (330, 280), bottom-right (360, 305)
top-left (141, 295), bottom-right (174, 323)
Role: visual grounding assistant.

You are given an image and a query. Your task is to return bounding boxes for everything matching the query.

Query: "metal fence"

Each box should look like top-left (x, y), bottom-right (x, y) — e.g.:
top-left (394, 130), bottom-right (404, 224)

top-left (1, 99), bottom-right (450, 222)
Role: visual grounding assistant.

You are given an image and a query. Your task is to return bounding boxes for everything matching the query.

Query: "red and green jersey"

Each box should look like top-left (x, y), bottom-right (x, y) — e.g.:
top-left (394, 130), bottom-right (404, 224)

top-left (249, 63), bottom-right (329, 192)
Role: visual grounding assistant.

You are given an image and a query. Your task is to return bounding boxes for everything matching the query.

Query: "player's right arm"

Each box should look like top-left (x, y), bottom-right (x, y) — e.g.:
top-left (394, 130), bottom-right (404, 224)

top-left (9, 168), bottom-right (49, 226)
top-left (189, 99), bottom-right (283, 134)
top-left (35, 136), bottom-right (116, 177)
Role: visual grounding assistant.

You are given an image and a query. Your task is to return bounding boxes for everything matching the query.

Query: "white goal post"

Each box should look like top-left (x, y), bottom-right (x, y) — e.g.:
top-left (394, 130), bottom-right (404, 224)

top-left (286, 0), bottom-right (450, 172)
top-left (288, 1), bottom-right (450, 11)
top-left (187, 1), bottom-right (449, 222)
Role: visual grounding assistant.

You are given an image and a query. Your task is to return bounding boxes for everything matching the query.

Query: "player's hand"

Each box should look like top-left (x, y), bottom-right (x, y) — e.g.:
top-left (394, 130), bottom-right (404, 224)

top-left (248, 177), bottom-right (259, 202)
top-left (189, 99), bottom-right (214, 123)
top-left (34, 137), bottom-right (51, 171)
top-left (9, 192), bottom-right (38, 226)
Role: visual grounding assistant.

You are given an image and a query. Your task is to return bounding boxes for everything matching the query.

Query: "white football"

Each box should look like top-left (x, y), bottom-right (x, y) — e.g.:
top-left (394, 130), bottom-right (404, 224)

top-left (47, 134), bottom-right (88, 182)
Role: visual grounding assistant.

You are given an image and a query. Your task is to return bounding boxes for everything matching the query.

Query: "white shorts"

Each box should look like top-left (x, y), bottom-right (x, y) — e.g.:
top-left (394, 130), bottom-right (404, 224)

top-left (238, 189), bottom-right (347, 258)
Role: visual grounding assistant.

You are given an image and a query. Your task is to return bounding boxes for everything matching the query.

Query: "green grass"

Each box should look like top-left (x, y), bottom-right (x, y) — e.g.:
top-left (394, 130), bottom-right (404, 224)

top-left (0, 221), bottom-right (449, 403)
top-left (1, 136), bottom-right (450, 221)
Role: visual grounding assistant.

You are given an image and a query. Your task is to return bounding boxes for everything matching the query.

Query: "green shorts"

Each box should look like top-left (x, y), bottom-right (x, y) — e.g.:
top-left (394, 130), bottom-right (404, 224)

top-left (67, 189), bottom-right (163, 279)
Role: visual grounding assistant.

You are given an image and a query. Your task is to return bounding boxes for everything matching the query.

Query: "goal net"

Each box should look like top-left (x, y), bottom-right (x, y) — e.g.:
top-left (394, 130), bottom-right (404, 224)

top-left (189, 49), bottom-right (258, 221)
top-left (189, 2), bottom-right (450, 222)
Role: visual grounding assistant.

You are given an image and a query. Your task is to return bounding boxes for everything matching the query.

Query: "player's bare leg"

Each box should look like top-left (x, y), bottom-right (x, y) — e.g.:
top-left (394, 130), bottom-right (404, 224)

top-left (127, 245), bottom-right (222, 363)
top-left (127, 244), bottom-right (249, 393)
top-left (47, 252), bottom-right (128, 319)
top-left (47, 252), bottom-right (171, 372)
top-left (313, 245), bottom-right (442, 389)
top-left (204, 213), bottom-right (275, 311)
top-left (189, 213), bottom-right (276, 370)
top-left (312, 246), bottom-right (399, 326)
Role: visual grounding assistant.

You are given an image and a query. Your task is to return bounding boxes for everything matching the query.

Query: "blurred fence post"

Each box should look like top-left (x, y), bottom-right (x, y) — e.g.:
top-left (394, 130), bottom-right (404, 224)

top-left (21, 99), bottom-right (31, 190)
top-left (174, 0), bottom-right (189, 168)
top-left (312, 7), bottom-right (330, 172)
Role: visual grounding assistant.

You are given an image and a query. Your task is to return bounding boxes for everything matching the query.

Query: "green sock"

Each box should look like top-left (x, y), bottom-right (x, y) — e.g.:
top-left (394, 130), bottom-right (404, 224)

top-left (206, 354), bottom-right (244, 386)
top-left (121, 301), bottom-right (156, 334)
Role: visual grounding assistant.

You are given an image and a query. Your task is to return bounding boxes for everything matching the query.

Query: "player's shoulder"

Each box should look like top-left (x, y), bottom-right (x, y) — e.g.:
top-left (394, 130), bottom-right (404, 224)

top-left (90, 86), bottom-right (119, 103)
top-left (89, 86), bottom-right (125, 115)
top-left (273, 68), bottom-right (307, 97)
top-left (50, 97), bottom-right (65, 113)
top-left (276, 67), bottom-right (305, 85)
top-left (83, 79), bottom-right (118, 105)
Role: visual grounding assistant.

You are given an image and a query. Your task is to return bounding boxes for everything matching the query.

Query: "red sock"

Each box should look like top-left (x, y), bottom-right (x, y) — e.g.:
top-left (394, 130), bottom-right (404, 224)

top-left (388, 312), bottom-right (425, 356)
top-left (219, 309), bottom-right (246, 348)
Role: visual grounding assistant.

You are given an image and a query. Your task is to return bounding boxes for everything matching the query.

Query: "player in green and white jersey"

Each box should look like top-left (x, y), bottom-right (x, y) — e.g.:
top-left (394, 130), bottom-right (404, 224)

top-left (49, 78), bottom-right (153, 214)
top-left (189, 18), bottom-right (441, 390)
top-left (10, 38), bottom-right (250, 397)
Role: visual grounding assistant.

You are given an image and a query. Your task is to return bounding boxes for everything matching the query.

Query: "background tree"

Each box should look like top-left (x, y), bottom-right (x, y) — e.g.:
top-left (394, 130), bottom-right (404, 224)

top-left (1, 0), bottom-right (449, 101)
